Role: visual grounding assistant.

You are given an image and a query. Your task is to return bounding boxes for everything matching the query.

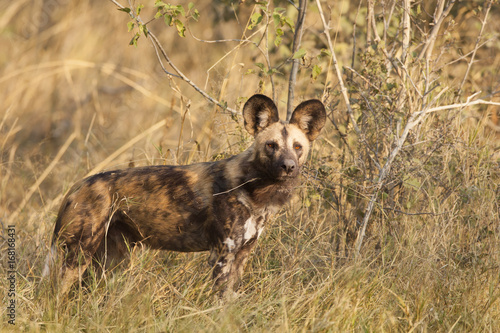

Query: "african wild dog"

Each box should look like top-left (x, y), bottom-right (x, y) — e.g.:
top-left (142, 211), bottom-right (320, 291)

top-left (45, 94), bottom-right (326, 298)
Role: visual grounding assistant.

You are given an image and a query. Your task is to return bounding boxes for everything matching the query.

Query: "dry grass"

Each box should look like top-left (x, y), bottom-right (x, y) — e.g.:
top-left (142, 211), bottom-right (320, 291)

top-left (1, 0), bottom-right (500, 331)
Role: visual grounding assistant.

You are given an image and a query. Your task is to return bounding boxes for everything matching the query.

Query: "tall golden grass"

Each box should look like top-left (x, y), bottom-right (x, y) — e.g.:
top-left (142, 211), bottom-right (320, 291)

top-left (1, 0), bottom-right (500, 331)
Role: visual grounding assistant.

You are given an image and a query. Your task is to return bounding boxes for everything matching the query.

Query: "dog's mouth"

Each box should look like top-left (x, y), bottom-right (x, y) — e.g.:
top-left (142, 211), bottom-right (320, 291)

top-left (275, 174), bottom-right (299, 182)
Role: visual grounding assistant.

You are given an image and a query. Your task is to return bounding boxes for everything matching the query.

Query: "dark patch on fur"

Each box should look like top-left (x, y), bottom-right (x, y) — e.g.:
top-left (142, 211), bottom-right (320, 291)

top-left (281, 126), bottom-right (288, 142)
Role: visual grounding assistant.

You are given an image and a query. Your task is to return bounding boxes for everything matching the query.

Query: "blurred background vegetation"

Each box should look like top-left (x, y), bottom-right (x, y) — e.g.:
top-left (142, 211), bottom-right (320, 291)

top-left (1, 0), bottom-right (500, 331)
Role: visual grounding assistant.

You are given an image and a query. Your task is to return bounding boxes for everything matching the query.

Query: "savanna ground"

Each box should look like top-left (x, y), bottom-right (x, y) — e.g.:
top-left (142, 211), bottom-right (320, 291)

top-left (1, 0), bottom-right (500, 331)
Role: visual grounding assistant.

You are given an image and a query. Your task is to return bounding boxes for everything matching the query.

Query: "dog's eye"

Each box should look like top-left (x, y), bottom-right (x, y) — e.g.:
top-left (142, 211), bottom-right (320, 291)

top-left (267, 142), bottom-right (276, 149)
top-left (294, 144), bottom-right (302, 150)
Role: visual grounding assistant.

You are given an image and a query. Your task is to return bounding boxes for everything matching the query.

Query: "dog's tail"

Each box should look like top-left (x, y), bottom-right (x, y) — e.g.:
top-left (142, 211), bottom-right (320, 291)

top-left (42, 243), bottom-right (58, 279)
top-left (42, 191), bottom-right (70, 279)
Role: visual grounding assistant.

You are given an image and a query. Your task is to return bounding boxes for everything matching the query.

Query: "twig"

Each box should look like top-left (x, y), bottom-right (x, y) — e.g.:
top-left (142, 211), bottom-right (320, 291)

top-left (286, 0), bottom-right (307, 120)
top-left (383, 207), bottom-right (448, 216)
top-left (256, 2), bottom-right (277, 102)
top-left (401, 0), bottom-right (411, 65)
top-left (455, 0), bottom-right (492, 100)
top-left (109, 0), bottom-right (238, 114)
top-left (416, 0), bottom-right (456, 61)
top-left (213, 178), bottom-right (259, 196)
top-left (435, 39), bottom-right (492, 71)
top-left (315, 0), bottom-right (361, 135)
top-left (427, 98), bottom-right (500, 113)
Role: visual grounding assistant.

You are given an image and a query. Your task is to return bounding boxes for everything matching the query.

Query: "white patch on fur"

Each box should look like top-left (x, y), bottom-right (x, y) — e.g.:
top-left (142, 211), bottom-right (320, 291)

top-left (286, 124), bottom-right (310, 164)
top-left (221, 264), bottom-right (231, 274)
top-left (243, 217), bottom-right (257, 242)
top-left (298, 114), bottom-right (312, 131)
top-left (258, 112), bottom-right (270, 129)
top-left (223, 237), bottom-right (236, 252)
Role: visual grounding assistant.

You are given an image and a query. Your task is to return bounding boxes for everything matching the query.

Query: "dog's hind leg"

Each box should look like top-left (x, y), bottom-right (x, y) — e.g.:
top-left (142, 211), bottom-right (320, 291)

top-left (93, 220), bottom-right (137, 272)
top-left (59, 261), bottom-right (90, 297)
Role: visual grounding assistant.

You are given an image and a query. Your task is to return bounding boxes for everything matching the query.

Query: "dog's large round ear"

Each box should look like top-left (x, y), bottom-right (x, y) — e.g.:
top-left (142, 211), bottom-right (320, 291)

top-left (243, 94), bottom-right (280, 136)
top-left (289, 99), bottom-right (326, 141)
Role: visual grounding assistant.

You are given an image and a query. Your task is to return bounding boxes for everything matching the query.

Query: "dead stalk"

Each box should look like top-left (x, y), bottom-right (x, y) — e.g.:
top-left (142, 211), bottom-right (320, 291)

top-left (9, 132), bottom-right (77, 224)
top-left (286, 0), bottom-right (307, 121)
top-left (353, 90), bottom-right (500, 255)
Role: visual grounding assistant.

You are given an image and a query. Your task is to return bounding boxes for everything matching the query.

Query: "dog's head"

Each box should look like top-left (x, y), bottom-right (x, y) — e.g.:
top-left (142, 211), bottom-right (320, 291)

top-left (243, 94), bottom-right (326, 181)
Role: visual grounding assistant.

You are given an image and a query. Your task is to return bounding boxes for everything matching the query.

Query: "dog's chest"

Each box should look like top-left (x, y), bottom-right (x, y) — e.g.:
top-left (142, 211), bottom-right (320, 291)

top-left (221, 209), bottom-right (271, 254)
top-left (242, 211), bottom-right (267, 243)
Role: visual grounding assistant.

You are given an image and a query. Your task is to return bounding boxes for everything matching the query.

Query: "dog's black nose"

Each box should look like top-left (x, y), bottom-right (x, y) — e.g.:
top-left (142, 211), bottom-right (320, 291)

top-left (281, 159), bottom-right (296, 174)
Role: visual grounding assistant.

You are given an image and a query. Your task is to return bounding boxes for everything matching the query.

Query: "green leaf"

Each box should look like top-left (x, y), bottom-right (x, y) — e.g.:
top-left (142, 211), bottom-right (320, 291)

top-left (311, 64), bottom-right (322, 80)
top-left (127, 21), bottom-right (135, 32)
top-left (118, 7), bottom-right (131, 13)
top-left (292, 48), bottom-right (306, 59)
top-left (248, 12), bottom-right (263, 30)
top-left (188, 2), bottom-right (194, 10)
top-left (274, 35), bottom-right (282, 47)
top-left (320, 48), bottom-right (332, 57)
top-left (274, 27), bottom-right (284, 47)
top-left (174, 19), bottom-right (186, 37)
top-left (155, 1), bottom-right (167, 7)
top-left (164, 14), bottom-right (172, 26)
top-left (192, 9), bottom-right (200, 21)
top-left (272, 13), bottom-right (281, 27)
top-left (136, 4), bottom-right (144, 16)
top-left (154, 11), bottom-right (163, 19)
top-left (283, 16), bottom-right (295, 33)
top-left (267, 68), bottom-right (279, 76)
top-left (129, 33), bottom-right (140, 47)
top-left (255, 63), bottom-right (266, 71)
top-left (139, 23), bottom-right (148, 37)
top-left (176, 5), bottom-right (186, 17)
top-left (404, 178), bottom-right (421, 189)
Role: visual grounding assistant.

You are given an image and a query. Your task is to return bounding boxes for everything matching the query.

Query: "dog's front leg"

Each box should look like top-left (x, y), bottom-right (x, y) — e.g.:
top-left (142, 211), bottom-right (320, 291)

top-left (211, 248), bottom-right (236, 299)
top-left (210, 234), bottom-right (259, 300)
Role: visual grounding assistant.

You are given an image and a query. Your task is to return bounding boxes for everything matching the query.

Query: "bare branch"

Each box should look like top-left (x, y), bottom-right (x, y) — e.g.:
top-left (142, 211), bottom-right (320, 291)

top-left (286, 0), bottom-right (307, 121)
top-left (427, 98), bottom-right (500, 114)
top-left (354, 87), bottom-right (449, 256)
top-left (109, 0), bottom-right (238, 114)
top-left (353, 90), bottom-right (500, 255)
top-left (401, 0), bottom-right (411, 65)
top-left (424, 0), bottom-right (445, 62)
